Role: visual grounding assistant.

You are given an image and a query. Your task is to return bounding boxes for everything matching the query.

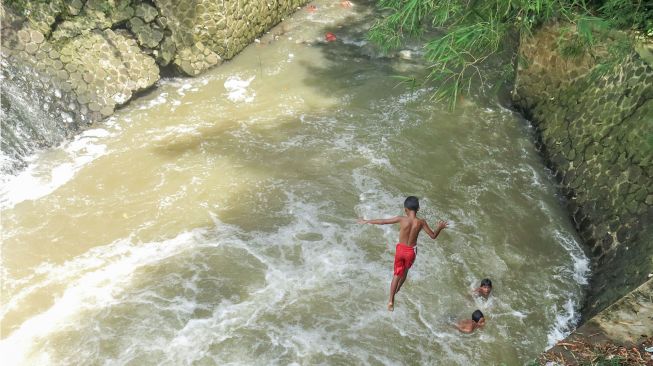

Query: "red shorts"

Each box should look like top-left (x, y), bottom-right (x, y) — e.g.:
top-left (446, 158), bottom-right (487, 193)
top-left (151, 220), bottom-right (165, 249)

top-left (393, 243), bottom-right (416, 276)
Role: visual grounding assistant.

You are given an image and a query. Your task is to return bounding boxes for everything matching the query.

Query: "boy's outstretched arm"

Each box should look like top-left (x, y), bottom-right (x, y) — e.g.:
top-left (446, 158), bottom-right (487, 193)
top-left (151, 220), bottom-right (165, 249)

top-left (357, 216), bottom-right (401, 225)
top-left (423, 220), bottom-right (448, 239)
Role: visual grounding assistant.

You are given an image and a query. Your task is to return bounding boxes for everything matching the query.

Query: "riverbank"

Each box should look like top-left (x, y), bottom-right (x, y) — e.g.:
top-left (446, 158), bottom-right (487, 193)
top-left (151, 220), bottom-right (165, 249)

top-left (512, 22), bottom-right (653, 362)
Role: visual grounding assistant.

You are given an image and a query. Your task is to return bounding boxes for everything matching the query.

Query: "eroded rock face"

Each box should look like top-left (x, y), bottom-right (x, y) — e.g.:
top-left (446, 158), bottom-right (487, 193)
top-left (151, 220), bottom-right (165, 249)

top-left (153, 0), bottom-right (307, 75)
top-left (3, 26), bottom-right (159, 123)
top-left (2, 1), bottom-right (159, 125)
top-left (3, 0), bottom-right (311, 86)
top-left (513, 23), bottom-right (653, 320)
top-left (1, 0), bottom-right (309, 122)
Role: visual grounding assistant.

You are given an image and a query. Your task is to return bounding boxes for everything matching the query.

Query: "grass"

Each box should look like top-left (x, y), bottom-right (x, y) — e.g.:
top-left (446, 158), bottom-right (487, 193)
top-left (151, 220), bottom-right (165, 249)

top-left (367, 0), bottom-right (653, 108)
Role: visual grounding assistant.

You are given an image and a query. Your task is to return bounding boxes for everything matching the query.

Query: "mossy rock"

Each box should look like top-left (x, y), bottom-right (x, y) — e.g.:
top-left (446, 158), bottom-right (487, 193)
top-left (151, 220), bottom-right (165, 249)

top-left (129, 17), bottom-right (164, 48)
top-left (135, 3), bottom-right (158, 23)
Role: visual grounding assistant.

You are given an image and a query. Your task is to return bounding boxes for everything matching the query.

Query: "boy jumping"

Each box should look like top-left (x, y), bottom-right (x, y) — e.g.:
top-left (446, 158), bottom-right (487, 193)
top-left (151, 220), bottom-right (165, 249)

top-left (358, 196), bottom-right (448, 311)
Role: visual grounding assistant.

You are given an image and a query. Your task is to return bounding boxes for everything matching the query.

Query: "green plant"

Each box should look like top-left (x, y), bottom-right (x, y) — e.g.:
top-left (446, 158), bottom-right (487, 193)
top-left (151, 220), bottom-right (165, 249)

top-left (586, 355), bottom-right (623, 366)
top-left (598, 0), bottom-right (653, 35)
top-left (367, 0), bottom-right (652, 108)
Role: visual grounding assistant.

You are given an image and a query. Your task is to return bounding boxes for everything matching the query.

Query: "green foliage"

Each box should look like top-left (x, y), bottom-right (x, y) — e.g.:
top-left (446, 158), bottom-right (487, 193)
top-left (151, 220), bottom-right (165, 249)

top-left (598, 0), bottom-right (653, 36)
top-left (557, 16), bottom-right (611, 59)
top-left (586, 355), bottom-right (623, 366)
top-left (368, 0), bottom-right (651, 108)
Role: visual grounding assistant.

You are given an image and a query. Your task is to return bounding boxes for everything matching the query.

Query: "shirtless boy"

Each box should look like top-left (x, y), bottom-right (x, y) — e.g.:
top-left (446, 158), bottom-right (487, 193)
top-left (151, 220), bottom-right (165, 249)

top-left (358, 196), bottom-right (448, 311)
top-left (454, 310), bottom-right (485, 333)
top-left (473, 278), bottom-right (493, 299)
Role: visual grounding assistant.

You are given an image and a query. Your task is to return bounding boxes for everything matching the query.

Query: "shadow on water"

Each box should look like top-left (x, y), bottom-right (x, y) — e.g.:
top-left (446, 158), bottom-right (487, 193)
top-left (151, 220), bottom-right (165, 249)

top-left (294, 0), bottom-right (518, 109)
top-left (299, 11), bottom-right (425, 98)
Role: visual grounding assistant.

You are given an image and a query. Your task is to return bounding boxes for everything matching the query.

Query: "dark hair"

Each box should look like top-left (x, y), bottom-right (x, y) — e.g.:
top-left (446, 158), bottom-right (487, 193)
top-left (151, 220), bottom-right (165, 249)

top-left (472, 310), bottom-right (484, 323)
top-left (404, 196), bottom-right (419, 212)
top-left (480, 278), bottom-right (492, 288)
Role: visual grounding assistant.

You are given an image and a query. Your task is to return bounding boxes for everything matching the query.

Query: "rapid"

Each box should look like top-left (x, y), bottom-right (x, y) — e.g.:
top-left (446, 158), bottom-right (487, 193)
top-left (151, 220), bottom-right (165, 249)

top-left (0, 1), bottom-right (588, 365)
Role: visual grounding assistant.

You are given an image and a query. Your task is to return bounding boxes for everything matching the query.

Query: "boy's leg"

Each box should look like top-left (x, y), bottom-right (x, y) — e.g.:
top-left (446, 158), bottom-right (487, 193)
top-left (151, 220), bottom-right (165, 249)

top-left (396, 271), bottom-right (408, 293)
top-left (388, 275), bottom-right (401, 311)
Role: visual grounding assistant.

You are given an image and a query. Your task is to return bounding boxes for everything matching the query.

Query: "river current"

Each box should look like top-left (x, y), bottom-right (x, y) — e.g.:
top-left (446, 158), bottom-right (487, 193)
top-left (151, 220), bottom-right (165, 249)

top-left (0, 2), bottom-right (588, 365)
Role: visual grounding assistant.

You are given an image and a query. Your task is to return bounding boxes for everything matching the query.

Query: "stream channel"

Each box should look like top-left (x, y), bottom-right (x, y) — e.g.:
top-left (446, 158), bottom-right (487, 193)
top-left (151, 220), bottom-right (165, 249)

top-left (0, 1), bottom-right (589, 365)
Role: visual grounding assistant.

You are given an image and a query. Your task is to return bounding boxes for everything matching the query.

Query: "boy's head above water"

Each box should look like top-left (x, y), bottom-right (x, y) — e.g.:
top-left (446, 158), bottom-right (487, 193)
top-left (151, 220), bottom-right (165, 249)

top-left (472, 310), bottom-right (485, 325)
top-left (404, 196), bottom-right (419, 213)
top-left (455, 309), bottom-right (486, 333)
top-left (478, 278), bottom-right (492, 297)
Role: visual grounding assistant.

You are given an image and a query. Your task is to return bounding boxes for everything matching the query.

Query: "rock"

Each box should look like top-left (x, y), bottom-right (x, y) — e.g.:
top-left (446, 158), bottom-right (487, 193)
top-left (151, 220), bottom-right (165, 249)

top-left (25, 43), bottom-right (39, 54)
top-left (130, 17), bottom-right (164, 48)
top-left (156, 36), bottom-right (176, 66)
top-left (82, 71), bottom-right (95, 83)
top-left (17, 29), bottom-right (30, 44)
top-left (100, 105), bottom-right (114, 116)
top-left (135, 3), bottom-right (159, 23)
top-left (67, 0), bottom-right (84, 16)
top-left (30, 30), bottom-right (45, 44)
top-left (156, 16), bottom-right (168, 28)
top-left (129, 16), bottom-right (146, 30)
top-left (206, 53), bottom-right (220, 65)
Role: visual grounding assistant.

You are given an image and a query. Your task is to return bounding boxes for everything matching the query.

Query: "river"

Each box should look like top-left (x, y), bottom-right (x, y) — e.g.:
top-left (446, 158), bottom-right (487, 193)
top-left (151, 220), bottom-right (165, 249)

top-left (0, 1), bottom-right (588, 365)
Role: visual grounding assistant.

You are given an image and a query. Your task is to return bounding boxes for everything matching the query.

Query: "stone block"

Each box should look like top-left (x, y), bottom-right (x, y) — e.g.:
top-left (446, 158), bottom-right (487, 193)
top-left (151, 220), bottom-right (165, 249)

top-left (135, 3), bottom-right (159, 23)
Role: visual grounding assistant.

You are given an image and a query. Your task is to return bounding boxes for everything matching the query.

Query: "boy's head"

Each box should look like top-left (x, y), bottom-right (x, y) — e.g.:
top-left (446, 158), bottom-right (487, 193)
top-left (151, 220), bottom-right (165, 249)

top-left (404, 196), bottom-right (419, 212)
top-left (472, 310), bottom-right (485, 325)
top-left (479, 278), bottom-right (492, 296)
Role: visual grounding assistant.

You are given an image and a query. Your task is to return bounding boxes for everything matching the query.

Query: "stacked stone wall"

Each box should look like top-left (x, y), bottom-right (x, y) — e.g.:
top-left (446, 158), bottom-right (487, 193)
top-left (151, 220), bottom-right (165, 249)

top-left (512, 23), bottom-right (653, 320)
top-left (1, 0), bottom-right (308, 126)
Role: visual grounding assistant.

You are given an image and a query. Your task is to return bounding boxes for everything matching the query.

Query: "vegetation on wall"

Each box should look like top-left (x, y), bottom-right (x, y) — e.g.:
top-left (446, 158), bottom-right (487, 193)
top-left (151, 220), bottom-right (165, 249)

top-left (368, 0), bottom-right (653, 107)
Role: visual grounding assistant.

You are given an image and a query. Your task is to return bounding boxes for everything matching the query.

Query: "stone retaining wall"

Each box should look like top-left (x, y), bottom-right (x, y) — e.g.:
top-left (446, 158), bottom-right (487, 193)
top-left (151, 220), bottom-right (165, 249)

top-left (512, 23), bottom-right (653, 320)
top-left (540, 278), bottom-right (653, 364)
top-left (1, 0), bottom-right (308, 125)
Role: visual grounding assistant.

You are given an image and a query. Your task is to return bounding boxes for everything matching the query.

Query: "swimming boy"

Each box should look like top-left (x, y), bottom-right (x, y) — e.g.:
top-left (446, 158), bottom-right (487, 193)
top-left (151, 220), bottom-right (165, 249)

top-left (358, 196), bottom-right (448, 311)
top-left (473, 278), bottom-right (492, 299)
top-left (454, 310), bottom-right (485, 333)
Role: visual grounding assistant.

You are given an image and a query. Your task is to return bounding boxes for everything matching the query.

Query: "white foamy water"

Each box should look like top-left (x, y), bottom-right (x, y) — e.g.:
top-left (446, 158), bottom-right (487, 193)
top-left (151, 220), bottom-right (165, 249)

top-left (0, 229), bottom-right (215, 365)
top-left (224, 75), bottom-right (256, 103)
top-left (0, 126), bottom-right (115, 209)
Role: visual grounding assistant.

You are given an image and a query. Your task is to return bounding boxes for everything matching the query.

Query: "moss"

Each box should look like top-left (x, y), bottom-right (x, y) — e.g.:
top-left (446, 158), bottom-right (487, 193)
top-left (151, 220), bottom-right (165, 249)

top-left (513, 23), bottom-right (653, 321)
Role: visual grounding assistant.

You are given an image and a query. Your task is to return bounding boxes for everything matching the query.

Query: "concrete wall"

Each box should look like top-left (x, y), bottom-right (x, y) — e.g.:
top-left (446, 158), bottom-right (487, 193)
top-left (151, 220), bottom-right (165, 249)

top-left (512, 23), bottom-right (653, 320)
top-left (1, 0), bottom-right (308, 125)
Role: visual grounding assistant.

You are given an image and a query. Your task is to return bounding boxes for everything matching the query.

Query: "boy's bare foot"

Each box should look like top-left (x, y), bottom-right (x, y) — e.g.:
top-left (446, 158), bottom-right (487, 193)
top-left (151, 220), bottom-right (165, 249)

top-left (387, 302), bottom-right (394, 311)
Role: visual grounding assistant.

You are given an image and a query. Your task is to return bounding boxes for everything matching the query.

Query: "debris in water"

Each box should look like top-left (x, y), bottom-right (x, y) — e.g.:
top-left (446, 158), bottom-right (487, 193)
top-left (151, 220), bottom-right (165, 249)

top-left (325, 32), bottom-right (337, 42)
top-left (398, 50), bottom-right (413, 60)
top-left (541, 336), bottom-right (653, 365)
